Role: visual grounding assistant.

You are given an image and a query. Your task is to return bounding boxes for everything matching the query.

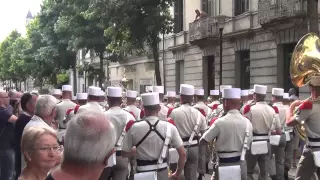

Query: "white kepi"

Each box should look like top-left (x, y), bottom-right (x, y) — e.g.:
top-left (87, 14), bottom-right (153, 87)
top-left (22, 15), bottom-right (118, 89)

top-left (153, 86), bottom-right (164, 94)
top-left (51, 89), bottom-right (62, 95)
top-left (223, 88), bottom-right (241, 99)
top-left (180, 84), bottom-right (195, 95)
top-left (76, 93), bottom-right (88, 100)
top-left (194, 89), bottom-right (204, 96)
top-left (127, 90), bottom-right (138, 98)
top-left (241, 90), bottom-right (249, 97)
top-left (220, 85), bottom-right (232, 92)
top-left (167, 91), bottom-right (176, 98)
top-left (210, 90), bottom-right (219, 96)
top-left (141, 92), bottom-right (160, 106)
top-left (88, 86), bottom-right (101, 96)
top-left (253, 85), bottom-right (267, 95)
top-left (107, 87), bottom-right (122, 97)
top-left (283, 93), bottom-right (290, 100)
top-left (272, 88), bottom-right (284, 97)
top-left (62, 85), bottom-right (72, 92)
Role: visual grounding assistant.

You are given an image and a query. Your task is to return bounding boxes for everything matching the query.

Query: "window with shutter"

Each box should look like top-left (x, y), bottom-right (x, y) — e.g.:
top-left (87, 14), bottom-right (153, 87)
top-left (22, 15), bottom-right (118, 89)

top-left (174, 0), bottom-right (183, 33)
top-left (234, 0), bottom-right (249, 16)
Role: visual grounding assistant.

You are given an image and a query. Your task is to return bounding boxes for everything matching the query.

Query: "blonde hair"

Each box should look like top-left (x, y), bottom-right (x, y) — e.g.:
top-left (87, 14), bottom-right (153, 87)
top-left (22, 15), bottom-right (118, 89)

top-left (21, 126), bottom-right (57, 157)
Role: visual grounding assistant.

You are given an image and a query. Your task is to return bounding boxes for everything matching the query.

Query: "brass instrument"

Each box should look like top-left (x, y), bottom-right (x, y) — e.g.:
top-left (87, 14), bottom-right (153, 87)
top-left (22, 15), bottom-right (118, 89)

top-left (290, 32), bottom-right (320, 141)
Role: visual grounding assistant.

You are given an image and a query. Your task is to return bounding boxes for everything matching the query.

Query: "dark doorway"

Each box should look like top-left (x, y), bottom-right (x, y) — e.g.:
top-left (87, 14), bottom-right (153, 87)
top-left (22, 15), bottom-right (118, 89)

top-left (283, 43), bottom-right (298, 94)
top-left (207, 55), bottom-right (215, 93)
top-left (239, 50), bottom-right (250, 89)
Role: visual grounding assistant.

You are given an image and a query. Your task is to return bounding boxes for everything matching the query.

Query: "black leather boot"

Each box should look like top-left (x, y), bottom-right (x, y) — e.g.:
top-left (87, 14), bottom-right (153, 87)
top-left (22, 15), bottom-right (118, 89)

top-left (284, 170), bottom-right (289, 180)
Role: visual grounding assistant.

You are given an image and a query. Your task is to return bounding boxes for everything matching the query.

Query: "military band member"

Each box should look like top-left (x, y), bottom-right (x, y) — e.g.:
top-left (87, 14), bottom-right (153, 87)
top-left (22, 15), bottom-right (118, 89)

top-left (102, 87), bottom-right (136, 180)
top-left (166, 91), bottom-right (176, 108)
top-left (77, 86), bottom-right (105, 114)
top-left (55, 85), bottom-right (77, 129)
top-left (63, 93), bottom-right (87, 124)
top-left (153, 86), bottom-right (169, 121)
top-left (201, 88), bottom-right (253, 180)
top-left (76, 93), bottom-right (88, 105)
top-left (194, 88), bottom-right (212, 117)
top-left (246, 89), bottom-right (254, 105)
top-left (71, 96), bottom-right (77, 103)
top-left (286, 76), bottom-right (320, 180)
top-left (124, 90), bottom-right (141, 120)
top-left (270, 88), bottom-right (287, 180)
top-left (174, 94), bottom-right (181, 108)
top-left (122, 92), bottom-right (186, 180)
top-left (243, 84), bottom-right (282, 180)
top-left (51, 89), bottom-right (62, 100)
top-left (213, 85), bottom-right (232, 118)
top-left (282, 92), bottom-right (294, 180)
top-left (241, 90), bottom-right (249, 106)
top-left (169, 84), bottom-right (207, 180)
top-left (207, 90), bottom-right (220, 109)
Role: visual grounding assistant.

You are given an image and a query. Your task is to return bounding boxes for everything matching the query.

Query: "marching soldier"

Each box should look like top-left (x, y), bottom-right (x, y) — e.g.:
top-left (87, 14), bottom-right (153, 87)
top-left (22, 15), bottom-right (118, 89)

top-left (166, 91), bottom-right (176, 108)
top-left (51, 89), bottom-right (62, 101)
top-left (55, 85), bottom-right (77, 130)
top-left (174, 94), bottom-right (181, 108)
top-left (201, 88), bottom-right (253, 180)
top-left (193, 88), bottom-right (212, 179)
top-left (207, 90), bottom-right (220, 109)
top-left (246, 89), bottom-right (254, 105)
top-left (122, 92), bottom-right (186, 180)
top-left (243, 84), bottom-right (282, 180)
top-left (241, 90), bottom-right (249, 106)
top-left (282, 92), bottom-right (294, 180)
top-left (77, 86), bottom-right (105, 114)
top-left (168, 84), bottom-right (207, 180)
top-left (270, 88), bottom-right (287, 180)
top-left (124, 90), bottom-right (141, 120)
top-left (101, 87), bottom-right (136, 180)
top-left (153, 86), bottom-right (168, 121)
top-left (194, 88), bottom-right (212, 117)
top-left (63, 93), bottom-right (87, 124)
top-left (286, 76), bottom-right (320, 179)
top-left (212, 85), bottom-right (232, 118)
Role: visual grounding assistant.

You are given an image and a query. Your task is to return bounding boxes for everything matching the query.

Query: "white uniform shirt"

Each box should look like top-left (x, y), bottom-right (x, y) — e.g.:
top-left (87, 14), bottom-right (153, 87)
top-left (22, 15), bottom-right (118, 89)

top-left (169, 104), bottom-right (207, 138)
top-left (56, 99), bottom-right (77, 128)
top-left (122, 116), bottom-right (183, 160)
top-left (24, 115), bottom-right (52, 130)
top-left (105, 106), bottom-right (135, 148)
top-left (243, 101), bottom-right (281, 134)
top-left (194, 101), bottom-right (212, 117)
top-left (272, 102), bottom-right (287, 128)
top-left (124, 105), bottom-right (141, 120)
top-left (295, 101), bottom-right (320, 138)
top-left (77, 101), bottom-right (105, 114)
top-left (201, 110), bottom-right (253, 152)
top-left (159, 103), bottom-right (169, 121)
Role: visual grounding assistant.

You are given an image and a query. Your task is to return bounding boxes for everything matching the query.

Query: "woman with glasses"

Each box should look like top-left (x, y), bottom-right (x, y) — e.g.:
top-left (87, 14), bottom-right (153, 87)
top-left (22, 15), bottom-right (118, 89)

top-left (18, 126), bottom-right (63, 180)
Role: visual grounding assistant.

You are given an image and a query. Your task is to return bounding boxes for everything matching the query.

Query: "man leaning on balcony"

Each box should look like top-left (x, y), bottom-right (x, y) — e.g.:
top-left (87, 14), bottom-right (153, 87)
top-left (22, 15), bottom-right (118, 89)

top-left (194, 9), bottom-right (208, 22)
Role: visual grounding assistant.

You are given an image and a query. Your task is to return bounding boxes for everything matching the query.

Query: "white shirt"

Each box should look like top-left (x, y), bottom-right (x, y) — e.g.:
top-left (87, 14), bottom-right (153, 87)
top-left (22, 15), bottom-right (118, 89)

top-left (24, 115), bottom-right (55, 132)
top-left (124, 105), bottom-right (141, 120)
top-left (194, 101), bottom-right (212, 118)
top-left (158, 103), bottom-right (169, 121)
top-left (77, 101), bottom-right (104, 114)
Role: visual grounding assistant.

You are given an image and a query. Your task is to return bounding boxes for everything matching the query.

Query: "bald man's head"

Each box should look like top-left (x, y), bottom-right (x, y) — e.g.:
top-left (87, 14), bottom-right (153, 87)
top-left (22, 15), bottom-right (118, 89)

top-left (0, 90), bottom-right (10, 107)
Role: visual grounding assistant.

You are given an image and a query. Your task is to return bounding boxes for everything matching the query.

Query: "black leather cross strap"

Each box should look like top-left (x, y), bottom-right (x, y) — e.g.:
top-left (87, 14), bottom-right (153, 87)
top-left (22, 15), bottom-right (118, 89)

top-left (135, 120), bottom-right (164, 147)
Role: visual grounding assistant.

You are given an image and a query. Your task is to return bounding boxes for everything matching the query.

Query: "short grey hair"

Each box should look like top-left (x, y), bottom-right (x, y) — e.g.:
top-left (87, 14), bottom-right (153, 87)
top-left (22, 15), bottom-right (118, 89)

top-left (64, 111), bottom-right (116, 164)
top-left (35, 95), bottom-right (57, 118)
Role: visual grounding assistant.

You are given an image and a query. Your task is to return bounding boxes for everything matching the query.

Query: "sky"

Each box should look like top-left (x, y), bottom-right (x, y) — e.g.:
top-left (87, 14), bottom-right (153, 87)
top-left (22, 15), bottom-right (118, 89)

top-left (0, 0), bottom-right (42, 41)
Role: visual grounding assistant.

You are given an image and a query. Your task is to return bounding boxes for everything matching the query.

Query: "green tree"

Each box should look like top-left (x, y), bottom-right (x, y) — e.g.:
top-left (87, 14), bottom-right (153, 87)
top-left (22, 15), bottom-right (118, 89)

top-left (110, 0), bottom-right (174, 85)
top-left (55, 0), bottom-right (113, 88)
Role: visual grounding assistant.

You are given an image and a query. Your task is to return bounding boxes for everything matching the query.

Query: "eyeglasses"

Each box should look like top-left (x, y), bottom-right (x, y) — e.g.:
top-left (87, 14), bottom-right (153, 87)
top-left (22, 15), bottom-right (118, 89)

top-left (33, 145), bottom-right (64, 154)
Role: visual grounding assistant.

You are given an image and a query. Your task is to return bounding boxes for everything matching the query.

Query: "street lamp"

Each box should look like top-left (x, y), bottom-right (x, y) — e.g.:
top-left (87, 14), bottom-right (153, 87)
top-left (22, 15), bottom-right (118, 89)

top-left (82, 58), bottom-right (91, 92)
top-left (120, 68), bottom-right (129, 91)
top-left (216, 15), bottom-right (227, 94)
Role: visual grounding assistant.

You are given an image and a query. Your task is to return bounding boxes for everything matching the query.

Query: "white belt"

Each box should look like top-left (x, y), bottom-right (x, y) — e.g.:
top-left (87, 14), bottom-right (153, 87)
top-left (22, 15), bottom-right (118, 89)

top-left (253, 136), bottom-right (269, 141)
top-left (218, 152), bottom-right (241, 158)
top-left (183, 140), bottom-right (198, 146)
top-left (285, 129), bottom-right (293, 133)
top-left (307, 141), bottom-right (320, 147)
top-left (115, 146), bottom-right (122, 151)
top-left (136, 162), bottom-right (167, 172)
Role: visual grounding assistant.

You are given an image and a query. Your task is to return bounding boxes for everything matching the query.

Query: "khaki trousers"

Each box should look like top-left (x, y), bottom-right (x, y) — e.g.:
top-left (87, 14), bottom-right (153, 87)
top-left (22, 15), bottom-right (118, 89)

top-left (247, 144), bottom-right (270, 180)
top-left (212, 160), bottom-right (247, 180)
top-left (99, 156), bottom-right (129, 180)
top-left (198, 143), bottom-right (207, 174)
top-left (284, 133), bottom-right (295, 171)
top-left (270, 134), bottom-right (286, 180)
top-left (184, 146), bottom-right (199, 180)
top-left (295, 147), bottom-right (320, 180)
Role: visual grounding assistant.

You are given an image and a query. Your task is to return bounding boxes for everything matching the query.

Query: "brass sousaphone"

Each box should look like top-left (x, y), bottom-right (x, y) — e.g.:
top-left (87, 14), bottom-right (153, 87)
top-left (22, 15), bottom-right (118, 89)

top-left (290, 32), bottom-right (320, 141)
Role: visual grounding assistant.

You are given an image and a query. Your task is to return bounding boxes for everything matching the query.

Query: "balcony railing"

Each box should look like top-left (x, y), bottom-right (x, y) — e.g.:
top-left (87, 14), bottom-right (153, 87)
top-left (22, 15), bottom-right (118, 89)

top-left (189, 17), bottom-right (219, 43)
top-left (259, 0), bottom-right (307, 25)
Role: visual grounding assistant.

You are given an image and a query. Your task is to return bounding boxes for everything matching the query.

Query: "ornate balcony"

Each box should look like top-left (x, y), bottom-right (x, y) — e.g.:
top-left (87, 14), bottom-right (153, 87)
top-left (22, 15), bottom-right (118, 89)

top-left (189, 17), bottom-right (219, 45)
top-left (258, 0), bottom-right (307, 27)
